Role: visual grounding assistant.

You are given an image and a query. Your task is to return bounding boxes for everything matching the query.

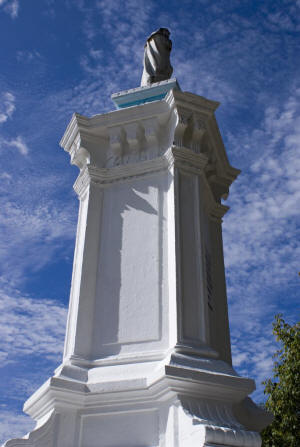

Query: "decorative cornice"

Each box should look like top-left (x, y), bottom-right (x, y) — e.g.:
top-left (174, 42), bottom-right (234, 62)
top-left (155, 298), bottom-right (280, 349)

top-left (61, 90), bottom-right (240, 205)
top-left (60, 101), bottom-right (170, 155)
top-left (165, 89), bottom-right (220, 115)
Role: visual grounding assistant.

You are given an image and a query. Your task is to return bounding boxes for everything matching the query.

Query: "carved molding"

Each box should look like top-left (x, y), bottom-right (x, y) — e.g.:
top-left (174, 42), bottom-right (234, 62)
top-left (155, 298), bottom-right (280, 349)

top-left (73, 145), bottom-right (212, 200)
top-left (72, 145), bottom-right (227, 221)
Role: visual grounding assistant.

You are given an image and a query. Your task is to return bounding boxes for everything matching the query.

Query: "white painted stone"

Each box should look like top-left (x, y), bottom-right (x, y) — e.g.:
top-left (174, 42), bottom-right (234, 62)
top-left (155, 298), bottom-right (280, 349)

top-left (3, 88), bottom-right (272, 447)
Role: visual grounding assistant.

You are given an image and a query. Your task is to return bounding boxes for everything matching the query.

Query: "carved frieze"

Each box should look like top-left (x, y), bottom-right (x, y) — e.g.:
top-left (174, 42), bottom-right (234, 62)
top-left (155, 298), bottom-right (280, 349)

top-left (106, 117), bottom-right (163, 167)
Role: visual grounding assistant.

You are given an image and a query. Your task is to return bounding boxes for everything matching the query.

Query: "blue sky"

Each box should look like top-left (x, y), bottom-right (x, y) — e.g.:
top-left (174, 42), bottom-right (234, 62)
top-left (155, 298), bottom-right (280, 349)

top-left (0, 0), bottom-right (299, 442)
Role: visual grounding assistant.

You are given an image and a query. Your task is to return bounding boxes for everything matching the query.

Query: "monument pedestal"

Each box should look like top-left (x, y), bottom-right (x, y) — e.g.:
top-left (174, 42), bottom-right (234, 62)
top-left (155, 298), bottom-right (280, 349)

top-left (4, 84), bottom-right (271, 447)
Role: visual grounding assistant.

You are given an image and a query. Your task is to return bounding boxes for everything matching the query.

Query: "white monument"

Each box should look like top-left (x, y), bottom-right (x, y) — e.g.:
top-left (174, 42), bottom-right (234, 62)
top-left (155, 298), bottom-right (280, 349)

top-left (4, 30), bottom-right (271, 447)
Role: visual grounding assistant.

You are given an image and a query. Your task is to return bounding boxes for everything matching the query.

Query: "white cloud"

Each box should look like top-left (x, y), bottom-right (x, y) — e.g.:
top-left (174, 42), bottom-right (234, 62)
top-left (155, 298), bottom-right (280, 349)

top-left (0, 196), bottom-right (76, 286)
top-left (231, 332), bottom-right (276, 402)
top-left (64, 0), bottom-right (292, 118)
top-left (0, 0), bottom-right (19, 19)
top-left (2, 135), bottom-right (29, 155)
top-left (0, 283), bottom-right (67, 442)
top-left (16, 50), bottom-right (41, 62)
top-left (74, 0), bottom-right (153, 84)
top-left (224, 88), bottom-right (300, 274)
top-left (89, 48), bottom-right (103, 60)
top-left (223, 87), bottom-right (300, 400)
top-left (0, 92), bottom-right (15, 124)
top-left (52, 0), bottom-right (237, 118)
top-left (0, 172), bottom-right (11, 180)
top-left (0, 288), bottom-right (67, 363)
top-left (0, 93), bottom-right (29, 160)
top-left (0, 286), bottom-right (67, 445)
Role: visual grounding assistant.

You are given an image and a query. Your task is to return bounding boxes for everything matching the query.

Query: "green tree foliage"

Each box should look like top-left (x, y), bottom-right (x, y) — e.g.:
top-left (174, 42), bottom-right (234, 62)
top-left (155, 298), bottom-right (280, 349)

top-left (261, 314), bottom-right (300, 447)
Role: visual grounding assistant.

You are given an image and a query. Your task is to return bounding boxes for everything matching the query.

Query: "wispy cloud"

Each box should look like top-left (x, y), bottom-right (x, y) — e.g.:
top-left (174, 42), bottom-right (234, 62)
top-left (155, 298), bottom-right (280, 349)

top-left (16, 50), bottom-right (41, 62)
top-left (0, 89), bottom-right (77, 290)
top-left (224, 87), bottom-right (300, 277)
top-left (51, 0), bottom-right (298, 124)
top-left (0, 135), bottom-right (29, 155)
top-left (0, 172), bottom-right (11, 180)
top-left (0, 0), bottom-right (19, 19)
top-left (0, 92), bottom-right (15, 124)
top-left (0, 92), bottom-right (29, 156)
top-left (0, 92), bottom-right (31, 192)
top-left (231, 333), bottom-right (276, 402)
top-left (0, 284), bottom-right (67, 444)
top-left (0, 195), bottom-right (76, 286)
top-left (224, 85), bottom-right (300, 400)
top-left (0, 283), bottom-right (68, 444)
top-left (0, 288), bottom-right (67, 363)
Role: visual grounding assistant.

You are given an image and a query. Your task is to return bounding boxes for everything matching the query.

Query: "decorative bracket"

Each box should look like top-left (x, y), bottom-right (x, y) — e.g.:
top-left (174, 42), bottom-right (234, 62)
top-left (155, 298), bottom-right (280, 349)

top-left (173, 106), bottom-right (191, 147)
top-left (191, 113), bottom-right (206, 153)
top-left (69, 134), bottom-right (90, 169)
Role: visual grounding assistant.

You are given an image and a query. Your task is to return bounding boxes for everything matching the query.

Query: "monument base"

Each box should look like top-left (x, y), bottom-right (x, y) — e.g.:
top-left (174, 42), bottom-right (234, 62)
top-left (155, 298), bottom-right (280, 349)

top-left (4, 353), bottom-right (271, 447)
top-left (3, 84), bottom-right (273, 446)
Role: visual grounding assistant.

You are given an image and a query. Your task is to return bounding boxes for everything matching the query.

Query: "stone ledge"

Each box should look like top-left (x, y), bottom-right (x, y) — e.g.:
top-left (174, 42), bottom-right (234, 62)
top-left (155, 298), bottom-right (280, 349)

top-left (111, 78), bottom-right (180, 109)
